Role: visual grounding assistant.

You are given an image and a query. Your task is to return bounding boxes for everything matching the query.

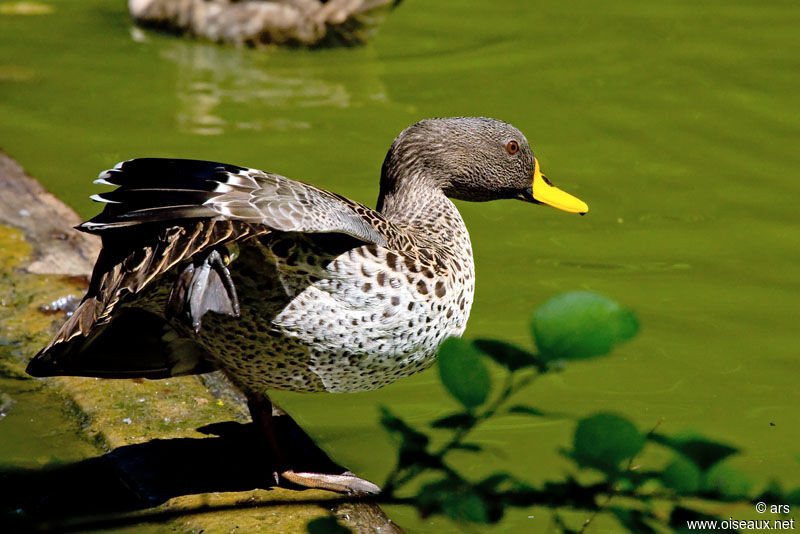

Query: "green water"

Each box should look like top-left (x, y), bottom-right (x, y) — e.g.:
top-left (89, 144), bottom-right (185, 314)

top-left (2, 0), bottom-right (799, 531)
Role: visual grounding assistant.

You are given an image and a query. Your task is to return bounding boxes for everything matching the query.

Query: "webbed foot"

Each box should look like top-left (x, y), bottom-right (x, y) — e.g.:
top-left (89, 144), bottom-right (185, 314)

top-left (167, 247), bottom-right (239, 332)
top-left (281, 470), bottom-right (381, 495)
top-left (247, 394), bottom-right (381, 495)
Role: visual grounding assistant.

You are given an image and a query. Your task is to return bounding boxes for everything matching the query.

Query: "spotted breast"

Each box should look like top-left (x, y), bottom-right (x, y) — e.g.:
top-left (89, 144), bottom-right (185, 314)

top-left (192, 214), bottom-right (474, 393)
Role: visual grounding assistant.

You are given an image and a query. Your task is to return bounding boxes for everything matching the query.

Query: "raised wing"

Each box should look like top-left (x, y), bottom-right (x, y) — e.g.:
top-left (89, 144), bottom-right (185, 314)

top-left (83, 158), bottom-right (389, 246)
top-left (29, 159), bottom-right (397, 377)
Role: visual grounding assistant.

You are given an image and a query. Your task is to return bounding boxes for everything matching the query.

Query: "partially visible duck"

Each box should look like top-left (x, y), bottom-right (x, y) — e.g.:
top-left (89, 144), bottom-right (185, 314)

top-left (27, 117), bottom-right (588, 493)
top-left (129, 0), bottom-right (402, 47)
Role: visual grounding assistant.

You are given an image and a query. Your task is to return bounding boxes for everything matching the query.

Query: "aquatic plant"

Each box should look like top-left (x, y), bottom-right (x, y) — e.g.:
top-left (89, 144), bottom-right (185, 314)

top-left (346, 291), bottom-right (799, 532)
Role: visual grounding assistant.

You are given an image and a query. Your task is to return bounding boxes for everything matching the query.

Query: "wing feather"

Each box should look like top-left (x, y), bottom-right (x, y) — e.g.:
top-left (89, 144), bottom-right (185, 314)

top-left (82, 158), bottom-right (390, 247)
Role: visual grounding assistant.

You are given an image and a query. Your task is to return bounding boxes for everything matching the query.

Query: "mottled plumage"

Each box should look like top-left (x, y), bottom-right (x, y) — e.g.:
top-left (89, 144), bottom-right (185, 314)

top-left (28, 117), bottom-right (588, 493)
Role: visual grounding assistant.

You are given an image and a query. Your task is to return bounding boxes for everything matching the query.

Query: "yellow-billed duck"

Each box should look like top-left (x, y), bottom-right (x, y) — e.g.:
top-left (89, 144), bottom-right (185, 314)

top-left (27, 117), bottom-right (588, 493)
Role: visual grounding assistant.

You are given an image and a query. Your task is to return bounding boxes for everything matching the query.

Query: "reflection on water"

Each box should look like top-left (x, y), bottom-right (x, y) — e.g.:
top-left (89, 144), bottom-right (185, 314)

top-left (160, 42), bottom-right (389, 135)
top-left (636, 212), bottom-right (716, 224)
top-left (0, 2), bottom-right (53, 15)
top-left (535, 257), bottom-right (691, 272)
top-left (0, 65), bottom-right (36, 82)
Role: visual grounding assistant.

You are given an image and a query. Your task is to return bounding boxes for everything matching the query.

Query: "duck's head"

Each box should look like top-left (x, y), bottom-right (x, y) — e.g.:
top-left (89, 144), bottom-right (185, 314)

top-left (378, 117), bottom-right (588, 215)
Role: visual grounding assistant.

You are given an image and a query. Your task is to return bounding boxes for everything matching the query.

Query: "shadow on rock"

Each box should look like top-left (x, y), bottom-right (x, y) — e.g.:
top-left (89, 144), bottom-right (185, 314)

top-left (1, 420), bottom-right (345, 532)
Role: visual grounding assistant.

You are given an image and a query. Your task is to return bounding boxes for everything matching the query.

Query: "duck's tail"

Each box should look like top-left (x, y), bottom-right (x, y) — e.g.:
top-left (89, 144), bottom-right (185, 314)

top-left (27, 305), bottom-right (215, 379)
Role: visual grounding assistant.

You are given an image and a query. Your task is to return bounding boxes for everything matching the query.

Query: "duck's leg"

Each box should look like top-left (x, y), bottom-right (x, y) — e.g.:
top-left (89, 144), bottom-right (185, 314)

top-left (247, 394), bottom-right (381, 495)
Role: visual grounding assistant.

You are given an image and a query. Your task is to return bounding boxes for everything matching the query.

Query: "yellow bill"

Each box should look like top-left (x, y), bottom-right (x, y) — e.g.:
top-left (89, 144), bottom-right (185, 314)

top-left (529, 157), bottom-right (588, 214)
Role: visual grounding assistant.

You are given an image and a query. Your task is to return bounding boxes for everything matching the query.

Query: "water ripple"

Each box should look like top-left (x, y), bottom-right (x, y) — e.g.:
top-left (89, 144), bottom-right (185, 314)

top-left (535, 258), bottom-right (691, 272)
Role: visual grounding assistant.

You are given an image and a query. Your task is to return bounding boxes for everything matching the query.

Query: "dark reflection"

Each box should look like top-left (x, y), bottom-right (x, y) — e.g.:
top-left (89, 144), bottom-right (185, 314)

top-left (0, 418), bottom-right (344, 533)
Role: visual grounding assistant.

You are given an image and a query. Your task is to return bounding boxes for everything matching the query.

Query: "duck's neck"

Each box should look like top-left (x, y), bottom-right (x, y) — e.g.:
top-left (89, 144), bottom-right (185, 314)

top-left (377, 171), bottom-right (470, 245)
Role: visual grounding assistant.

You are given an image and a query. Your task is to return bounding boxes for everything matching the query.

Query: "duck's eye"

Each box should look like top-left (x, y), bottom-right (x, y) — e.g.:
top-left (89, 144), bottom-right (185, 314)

top-left (506, 141), bottom-right (519, 154)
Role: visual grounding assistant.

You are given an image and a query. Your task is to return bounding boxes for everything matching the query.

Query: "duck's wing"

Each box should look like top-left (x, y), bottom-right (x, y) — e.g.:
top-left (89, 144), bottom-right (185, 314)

top-left (80, 158), bottom-right (392, 323)
top-left (28, 158), bottom-right (393, 379)
top-left (82, 158), bottom-right (389, 246)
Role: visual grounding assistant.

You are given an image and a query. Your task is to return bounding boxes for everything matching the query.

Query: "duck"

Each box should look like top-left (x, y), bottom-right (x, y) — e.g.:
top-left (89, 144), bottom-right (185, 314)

top-left (27, 117), bottom-right (588, 494)
top-left (128, 0), bottom-right (402, 48)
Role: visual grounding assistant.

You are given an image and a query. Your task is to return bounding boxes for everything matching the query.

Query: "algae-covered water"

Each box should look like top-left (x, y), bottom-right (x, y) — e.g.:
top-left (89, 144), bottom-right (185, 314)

top-left (1, 0), bottom-right (799, 532)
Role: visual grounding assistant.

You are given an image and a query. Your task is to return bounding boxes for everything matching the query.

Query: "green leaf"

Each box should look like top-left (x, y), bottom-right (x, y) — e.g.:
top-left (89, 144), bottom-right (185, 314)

top-left (473, 339), bottom-right (541, 371)
top-left (380, 407), bottom-right (429, 451)
top-left (756, 479), bottom-right (784, 503)
top-left (306, 517), bottom-right (352, 534)
top-left (608, 507), bottom-right (657, 534)
top-left (475, 472), bottom-right (532, 494)
top-left (431, 413), bottom-right (477, 429)
top-left (703, 463), bottom-right (752, 499)
top-left (437, 337), bottom-right (491, 409)
top-left (380, 407), bottom-right (435, 469)
top-left (531, 291), bottom-right (638, 361)
top-left (571, 413), bottom-right (645, 473)
top-left (442, 491), bottom-right (490, 523)
top-left (476, 473), bottom-right (511, 491)
top-left (417, 479), bottom-right (491, 523)
top-left (508, 404), bottom-right (545, 417)
top-left (650, 433), bottom-right (738, 471)
top-left (662, 455), bottom-right (702, 494)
